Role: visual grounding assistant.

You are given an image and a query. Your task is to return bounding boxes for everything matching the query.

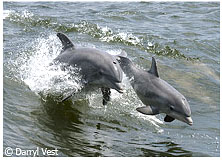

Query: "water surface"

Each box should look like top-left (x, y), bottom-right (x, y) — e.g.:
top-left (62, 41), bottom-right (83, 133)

top-left (3, 1), bottom-right (220, 157)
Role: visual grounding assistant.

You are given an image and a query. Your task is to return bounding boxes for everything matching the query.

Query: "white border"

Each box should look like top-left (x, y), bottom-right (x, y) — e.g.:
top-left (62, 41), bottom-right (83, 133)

top-left (4, 0), bottom-right (206, 1)
top-left (220, 0), bottom-right (221, 158)
top-left (1, 0), bottom-right (221, 159)
top-left (0, 0), bottom-right (3, 158)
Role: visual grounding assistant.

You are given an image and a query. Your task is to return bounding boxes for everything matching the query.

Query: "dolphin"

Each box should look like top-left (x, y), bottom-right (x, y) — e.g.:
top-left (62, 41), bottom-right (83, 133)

top-left (53, 33), bottom-right (124, 105)
top-left (117, 55), bottom-right (193, 125)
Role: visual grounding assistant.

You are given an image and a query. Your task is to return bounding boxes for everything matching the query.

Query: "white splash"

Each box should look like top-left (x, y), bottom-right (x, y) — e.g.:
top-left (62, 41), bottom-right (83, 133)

top-left (98, 25), bottom-right (141, 46)
top-left (18, 34), bottom-right (83, 96)
top-left (3, 9), bottom-right (33, 20)
top-left (16, 36), bottom-right (162, 130)
top-left (20, 10), bottom-right (34, 19)
top-left (106, 49), bottom-right (122, 56)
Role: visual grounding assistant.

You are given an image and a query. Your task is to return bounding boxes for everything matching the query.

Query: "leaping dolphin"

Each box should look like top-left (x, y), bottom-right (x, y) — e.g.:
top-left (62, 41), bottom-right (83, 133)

top-left (53, 33), bottom-right (124, 105)
top-left (117, 55), bottom-right (193, 125)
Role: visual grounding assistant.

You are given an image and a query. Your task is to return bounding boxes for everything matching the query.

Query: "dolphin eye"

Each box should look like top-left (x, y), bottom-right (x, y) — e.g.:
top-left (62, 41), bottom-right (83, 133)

top-left (170, 106), bottom-right (174, 111)
top-left (113, 61), bottom-right (117, 64)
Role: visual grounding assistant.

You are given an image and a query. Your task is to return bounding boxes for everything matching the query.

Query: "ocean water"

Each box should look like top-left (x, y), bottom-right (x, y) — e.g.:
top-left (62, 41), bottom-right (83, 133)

top-left (3, 1), bottom-right (220, 157)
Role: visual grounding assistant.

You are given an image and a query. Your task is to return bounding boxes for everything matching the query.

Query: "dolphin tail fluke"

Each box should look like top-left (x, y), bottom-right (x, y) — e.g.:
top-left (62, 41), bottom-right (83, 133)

top-left (101, 87), bottom-right (111, 105)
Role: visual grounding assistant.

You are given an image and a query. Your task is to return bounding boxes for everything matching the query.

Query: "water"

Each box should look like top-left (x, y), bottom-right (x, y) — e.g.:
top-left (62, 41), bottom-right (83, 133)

top-left (3, 1), bottom-right (220, 157)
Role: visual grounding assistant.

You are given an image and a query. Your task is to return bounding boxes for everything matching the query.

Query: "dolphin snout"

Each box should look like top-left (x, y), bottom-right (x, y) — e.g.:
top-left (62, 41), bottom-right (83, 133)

top-left (113, 74), bottom-right (124, 93)
top-left (184, 116), bottom-right (193, 126)
top-left (113, 82), bottom-right (124, 93)
top-left (110, 79), bottom-right (124, 93)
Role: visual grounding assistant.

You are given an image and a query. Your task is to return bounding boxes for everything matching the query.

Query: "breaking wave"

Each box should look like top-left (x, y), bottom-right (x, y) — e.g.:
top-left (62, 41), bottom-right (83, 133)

top-left (4, 9), bottom-right (199, 61)
top-left (13, 34), bottom-right (84, 101)
top-left (4, 10), bottom-right (169, 130)
top-left (7, 32), bottom-right (163, 130)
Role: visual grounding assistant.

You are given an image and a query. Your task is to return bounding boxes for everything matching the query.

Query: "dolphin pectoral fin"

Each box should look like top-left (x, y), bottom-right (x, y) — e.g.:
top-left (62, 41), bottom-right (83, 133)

top-left (101, 87), bottom-right (111, 105)
top-left (164, 115), bottom-right (175, 122)
top-left (136, 106), bottom-right (159, 115)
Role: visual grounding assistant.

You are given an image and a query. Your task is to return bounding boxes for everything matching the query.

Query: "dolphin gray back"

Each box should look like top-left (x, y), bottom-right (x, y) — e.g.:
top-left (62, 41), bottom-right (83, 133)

top-left (54, 33), bottom-right (123, 91)
top-left (118, 55), bottom-right (192, 125)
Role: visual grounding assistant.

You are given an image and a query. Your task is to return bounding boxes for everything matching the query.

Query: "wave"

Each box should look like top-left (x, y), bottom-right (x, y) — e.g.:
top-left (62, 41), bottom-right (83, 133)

top-left (4, 10), bottom-right (199, 61)
top-left (15, 34), bottom-right (84, 100)
top-left (4, 10), bottom-right (193, 130)
top-left (10, 32), bottom-right (163, 130)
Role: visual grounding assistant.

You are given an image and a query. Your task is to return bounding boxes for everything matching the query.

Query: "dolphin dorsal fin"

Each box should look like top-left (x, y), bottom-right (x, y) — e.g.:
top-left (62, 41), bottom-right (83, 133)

top-left (148, 57), bottom-right (159, 77)
top-left (57, 33), bottom-right (74, 50)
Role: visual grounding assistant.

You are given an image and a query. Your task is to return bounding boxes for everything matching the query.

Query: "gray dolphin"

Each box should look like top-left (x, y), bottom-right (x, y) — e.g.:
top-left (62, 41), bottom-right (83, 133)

top-left (53, 33), bottom-right (124, 105)
top-left (117, 55), bottom-right (193, 125)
